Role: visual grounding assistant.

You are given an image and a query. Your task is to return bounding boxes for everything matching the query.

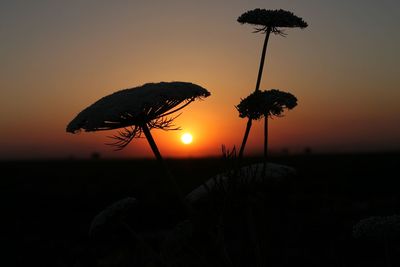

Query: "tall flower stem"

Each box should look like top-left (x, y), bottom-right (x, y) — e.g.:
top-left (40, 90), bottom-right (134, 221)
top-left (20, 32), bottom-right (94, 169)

top-left (238, 119), bottom-right (252, 159)
top-left (141, 123), bottom-right (163, 162)
top-left (264, 115), bottom-right (269, 161)
top-left (255, 27), bottom-right (271, 92)
top-left (141, 123), bottom-right (188, 210)
top-left (238, 27), bottom-right (271, 159)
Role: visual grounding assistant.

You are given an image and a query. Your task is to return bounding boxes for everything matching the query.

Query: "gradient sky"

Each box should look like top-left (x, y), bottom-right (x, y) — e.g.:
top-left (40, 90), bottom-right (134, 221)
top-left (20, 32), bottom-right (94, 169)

top-left (1, 0), bottom-right (399, 159)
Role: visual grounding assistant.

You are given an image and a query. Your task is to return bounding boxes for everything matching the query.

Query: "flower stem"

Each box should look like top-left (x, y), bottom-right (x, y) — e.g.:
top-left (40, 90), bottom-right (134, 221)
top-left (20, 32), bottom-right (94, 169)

top-left (238, 119), bottom-right (252, 159)
top-left (141, 123), bottom-right (187, 210)
top-left (255, 27), bottom-right (271, 92)
top-left (238, 27), bottom-right (271, 159)
top-left (142, 123), bottom-right (163, 162)
top-left (264, 115), bottom-right (268, 161)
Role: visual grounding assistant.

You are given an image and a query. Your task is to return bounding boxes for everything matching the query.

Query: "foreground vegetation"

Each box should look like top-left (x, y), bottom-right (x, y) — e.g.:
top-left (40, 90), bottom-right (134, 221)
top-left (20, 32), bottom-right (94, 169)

top-left (12, 152), bottom-right (400, 266)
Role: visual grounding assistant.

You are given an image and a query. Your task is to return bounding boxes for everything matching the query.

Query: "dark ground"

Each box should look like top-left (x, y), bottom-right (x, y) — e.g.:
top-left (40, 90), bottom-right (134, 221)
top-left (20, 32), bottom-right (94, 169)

top-left (10, 152), bottom-right (400, 266)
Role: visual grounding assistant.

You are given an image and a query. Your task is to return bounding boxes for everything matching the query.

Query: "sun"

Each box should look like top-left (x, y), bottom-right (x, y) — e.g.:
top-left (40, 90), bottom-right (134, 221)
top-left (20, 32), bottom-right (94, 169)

top-left (181, 133), bottom-right (193, 145)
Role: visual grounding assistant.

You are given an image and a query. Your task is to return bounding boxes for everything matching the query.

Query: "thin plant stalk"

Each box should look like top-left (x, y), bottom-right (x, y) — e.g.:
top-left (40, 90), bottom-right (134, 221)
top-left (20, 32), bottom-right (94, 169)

top-left (141, 123), bottom-right (188, 211)
top-left (264, 114), bottom-right (269, 162)
top-left (238, 119), bottom-right (252, 159)
top-left (141, 123), bottom-right (163, 162)
top-left (255, 27), bottom-right (272, 92)
top-left (239, 27), bottom-right (271, 159)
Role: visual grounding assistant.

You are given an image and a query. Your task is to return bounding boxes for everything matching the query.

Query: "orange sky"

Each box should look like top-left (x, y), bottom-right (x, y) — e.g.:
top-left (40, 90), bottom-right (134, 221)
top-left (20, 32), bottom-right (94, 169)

top-left (1, 1), bottom-right (400, 159)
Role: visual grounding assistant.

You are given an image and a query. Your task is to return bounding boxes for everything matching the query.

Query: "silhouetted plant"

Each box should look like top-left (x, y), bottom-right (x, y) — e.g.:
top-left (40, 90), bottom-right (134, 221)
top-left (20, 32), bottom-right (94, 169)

top-left (237, 9), bottom-right (308, 36)
top-left (236, 89), bottom-right (297, 160)
top-left (185, 155), bottom-right (296, 266)
top-left (88, 197), bottom-right (199, 266)
top-left (67, 81), bottom-right (210, 206)
top-left (186, 161), bottom-right (296, 204)
top-left (353, 214), bottom-right (400, 267)
top-left (67, 81), bottom-right (210, 151)
top-left (237, 8), bottom-right (307, 158)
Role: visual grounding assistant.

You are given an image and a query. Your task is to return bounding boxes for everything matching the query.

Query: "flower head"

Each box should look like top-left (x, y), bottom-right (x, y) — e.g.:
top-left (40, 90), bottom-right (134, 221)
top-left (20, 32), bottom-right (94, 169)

top-left (237, 8), bottom-right (308, 34)
top-left (67, 82), bottom-right (210, 132)
top-left (236, 89), bottom-right (297, 120)
top-left (66, 81), bottom-right (210, 149)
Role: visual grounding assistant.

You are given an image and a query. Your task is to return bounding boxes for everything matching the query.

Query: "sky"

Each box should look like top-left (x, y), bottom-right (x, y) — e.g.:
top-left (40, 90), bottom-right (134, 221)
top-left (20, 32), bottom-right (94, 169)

top-left (1, 0), bottom-right (399, 159)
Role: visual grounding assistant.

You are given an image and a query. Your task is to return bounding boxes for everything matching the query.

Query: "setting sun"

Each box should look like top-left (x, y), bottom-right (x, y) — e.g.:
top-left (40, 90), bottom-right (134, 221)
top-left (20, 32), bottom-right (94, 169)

top-left (181, 133), bottom-right (193, 145)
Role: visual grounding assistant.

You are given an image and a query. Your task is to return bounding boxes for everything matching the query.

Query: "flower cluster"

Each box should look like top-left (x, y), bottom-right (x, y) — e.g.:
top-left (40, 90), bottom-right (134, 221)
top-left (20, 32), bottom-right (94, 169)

top-left (237, 8), bottom-right (308, 34)
top-left (67, 81), bottom-right (211, 149)
top-left (66, 82), bottom-right (210, 133)
top-left (353, 214), bottom-right (400, 241)
top-left (236, 89), bottom-right (297, 120)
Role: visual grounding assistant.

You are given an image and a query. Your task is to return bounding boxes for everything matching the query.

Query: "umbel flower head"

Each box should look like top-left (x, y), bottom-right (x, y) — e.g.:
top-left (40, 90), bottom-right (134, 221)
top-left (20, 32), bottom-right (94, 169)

top-left (236, 89), bottom-right (297, 120)
top-left (67, 81), bottom-right (210, 149)
top-left (237, 8), bottom-right (308, 34)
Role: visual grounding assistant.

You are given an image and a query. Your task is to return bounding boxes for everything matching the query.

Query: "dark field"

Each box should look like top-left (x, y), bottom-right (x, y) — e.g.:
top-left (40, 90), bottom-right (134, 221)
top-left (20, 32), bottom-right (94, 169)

top-left (11, 153), bottom-right (400, 266)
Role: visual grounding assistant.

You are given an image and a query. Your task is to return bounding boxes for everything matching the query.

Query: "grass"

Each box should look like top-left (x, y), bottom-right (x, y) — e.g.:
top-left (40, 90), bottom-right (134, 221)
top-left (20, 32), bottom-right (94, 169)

top-left (11, 152), bottom-right (400, 266)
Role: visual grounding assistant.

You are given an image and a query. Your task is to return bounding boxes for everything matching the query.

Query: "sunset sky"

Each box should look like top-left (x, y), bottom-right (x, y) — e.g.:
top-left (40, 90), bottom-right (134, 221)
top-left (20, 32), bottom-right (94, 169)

top-left (1, 0), bottom-right (399, 159)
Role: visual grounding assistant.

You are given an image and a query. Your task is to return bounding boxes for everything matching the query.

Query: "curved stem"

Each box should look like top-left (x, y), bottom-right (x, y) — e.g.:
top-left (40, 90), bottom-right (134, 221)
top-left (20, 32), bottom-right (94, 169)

top-left (139, 124), bottom-right (200, 260)
top-left (142, 123), bottom-right (163, 162)
top-left (141, 124), bottom-right (189, 212)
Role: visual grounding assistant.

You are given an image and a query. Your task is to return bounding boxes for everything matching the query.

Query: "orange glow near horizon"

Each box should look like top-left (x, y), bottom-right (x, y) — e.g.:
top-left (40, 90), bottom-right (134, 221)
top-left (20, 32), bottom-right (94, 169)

top-left (1, 1), bottom-right (400, 159)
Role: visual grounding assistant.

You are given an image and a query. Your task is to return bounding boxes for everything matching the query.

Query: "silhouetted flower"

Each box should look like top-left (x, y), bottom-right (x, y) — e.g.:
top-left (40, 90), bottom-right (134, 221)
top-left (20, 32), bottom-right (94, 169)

top-left (67, 81), bottom-right (210, 150)
top-left (236, 89), bottom-right (297, 120)
top-left (236, 9), bottom-right (306, 159)
top-left (353, 215), bottom-right (400, 241)
top-left (353, 214), bottom-right (400, 266)
top-left (237, 8), bottom-right (308, 35)
top-left (67, 82), bottom-right (210, 214)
